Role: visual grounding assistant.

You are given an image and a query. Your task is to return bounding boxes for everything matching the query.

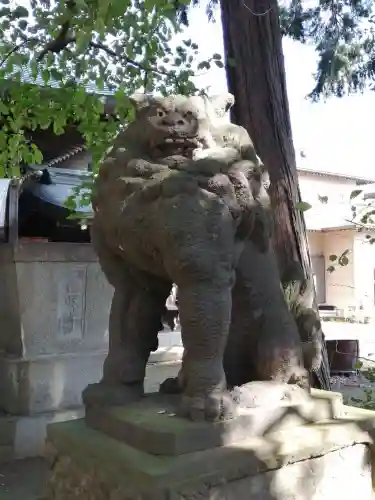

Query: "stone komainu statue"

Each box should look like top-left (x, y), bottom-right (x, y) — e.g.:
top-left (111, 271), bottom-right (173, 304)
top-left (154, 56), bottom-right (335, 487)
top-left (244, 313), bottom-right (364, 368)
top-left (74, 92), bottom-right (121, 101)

top-left (83, 92), bottom-right (315, 422)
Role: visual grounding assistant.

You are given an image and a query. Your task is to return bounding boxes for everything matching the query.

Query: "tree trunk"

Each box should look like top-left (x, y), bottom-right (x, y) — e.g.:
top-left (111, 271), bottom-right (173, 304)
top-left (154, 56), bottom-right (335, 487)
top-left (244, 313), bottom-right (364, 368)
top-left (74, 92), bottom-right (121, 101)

top-left (220, 0), bottom-right (330, 389)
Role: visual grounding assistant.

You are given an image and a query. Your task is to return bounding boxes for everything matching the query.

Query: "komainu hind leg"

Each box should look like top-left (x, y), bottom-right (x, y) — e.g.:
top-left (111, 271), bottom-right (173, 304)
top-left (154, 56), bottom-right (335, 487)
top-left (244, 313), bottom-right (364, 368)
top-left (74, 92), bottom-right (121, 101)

top-left (225, 240), bottom-right (309, 390)
top-left (84, 278), bottom-right (170, 407)
top-left (83, 233), bottom-right (171, 407)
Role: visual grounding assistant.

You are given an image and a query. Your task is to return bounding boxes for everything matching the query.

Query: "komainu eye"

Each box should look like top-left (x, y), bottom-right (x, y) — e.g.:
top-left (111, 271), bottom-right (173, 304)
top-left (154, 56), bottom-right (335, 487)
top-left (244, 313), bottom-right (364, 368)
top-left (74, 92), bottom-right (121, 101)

top-left (156, 108), bottom-right (166, 118)
top-left (184, 110), bottom-right (193, 118)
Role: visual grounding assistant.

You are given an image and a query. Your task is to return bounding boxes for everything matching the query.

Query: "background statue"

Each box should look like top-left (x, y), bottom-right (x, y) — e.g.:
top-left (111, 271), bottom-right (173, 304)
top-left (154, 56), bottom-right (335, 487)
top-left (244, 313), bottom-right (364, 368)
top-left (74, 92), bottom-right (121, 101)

top-left (83, 92), bottom-right (314, 422)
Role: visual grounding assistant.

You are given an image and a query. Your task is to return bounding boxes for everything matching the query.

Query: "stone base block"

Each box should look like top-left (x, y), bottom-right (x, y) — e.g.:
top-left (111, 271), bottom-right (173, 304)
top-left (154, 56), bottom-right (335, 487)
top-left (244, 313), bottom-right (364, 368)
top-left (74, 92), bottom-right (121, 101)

top-left (0, 407), bottom-right (83, 461)
top-left (85, 389), bottom-right (344, 456)
top-left (0, 348), bottom-right (182, 415)
top-left (45, 401), bottom-right (375, 499)
top-left (0, 356), bottom-right (181, 459)
top-left (0, 351), bottom-right (107, 415)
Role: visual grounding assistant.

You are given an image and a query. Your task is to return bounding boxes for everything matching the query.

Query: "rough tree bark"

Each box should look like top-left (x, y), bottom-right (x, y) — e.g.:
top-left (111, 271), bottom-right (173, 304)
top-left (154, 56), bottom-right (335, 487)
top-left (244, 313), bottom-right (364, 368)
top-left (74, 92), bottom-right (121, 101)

top-left (219, 0), bottom-right (330, 389)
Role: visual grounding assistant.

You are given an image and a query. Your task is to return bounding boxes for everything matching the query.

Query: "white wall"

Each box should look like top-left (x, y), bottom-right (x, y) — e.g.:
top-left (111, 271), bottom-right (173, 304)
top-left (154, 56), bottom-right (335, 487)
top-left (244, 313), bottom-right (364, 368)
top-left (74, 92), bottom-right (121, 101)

top-left (298, 172), bottom-right (360, 206)
top-left (300, 172), bottom-right (375, 317)
top-left (307, 232), bottom-right (324, 256)
top-left (353, 233), bottom-right (375, 313)
top-left (322, 230), bottom-right (355, 310)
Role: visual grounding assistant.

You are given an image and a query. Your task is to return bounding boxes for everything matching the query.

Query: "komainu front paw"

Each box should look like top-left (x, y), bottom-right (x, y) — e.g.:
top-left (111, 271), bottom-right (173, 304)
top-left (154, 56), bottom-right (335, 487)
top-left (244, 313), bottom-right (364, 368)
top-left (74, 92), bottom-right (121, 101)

top-left (178, 391), bottom-right (237, 422)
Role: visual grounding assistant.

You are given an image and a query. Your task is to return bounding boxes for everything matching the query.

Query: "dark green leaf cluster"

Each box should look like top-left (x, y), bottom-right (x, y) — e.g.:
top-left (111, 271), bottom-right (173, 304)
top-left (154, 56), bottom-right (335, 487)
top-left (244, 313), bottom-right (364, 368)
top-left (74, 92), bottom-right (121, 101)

top-left (180, 0), bottom-right (375, 99)
top-left (272, 0), bottom-right (374, 99)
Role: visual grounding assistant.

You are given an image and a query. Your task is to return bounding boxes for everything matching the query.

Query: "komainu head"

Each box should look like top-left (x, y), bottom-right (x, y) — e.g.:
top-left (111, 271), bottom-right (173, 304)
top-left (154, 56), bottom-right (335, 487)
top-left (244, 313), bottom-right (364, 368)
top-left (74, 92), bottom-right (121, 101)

top-left (126, 92), bottom-right (235, 159)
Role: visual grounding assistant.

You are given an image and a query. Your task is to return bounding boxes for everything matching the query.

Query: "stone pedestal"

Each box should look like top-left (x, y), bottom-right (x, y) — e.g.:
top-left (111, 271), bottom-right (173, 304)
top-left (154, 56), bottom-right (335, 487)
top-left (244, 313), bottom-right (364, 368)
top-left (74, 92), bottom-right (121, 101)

top-left (0, 241), bottom-right (182, 459)
top-left (45, 389), bottom-right (375, 500)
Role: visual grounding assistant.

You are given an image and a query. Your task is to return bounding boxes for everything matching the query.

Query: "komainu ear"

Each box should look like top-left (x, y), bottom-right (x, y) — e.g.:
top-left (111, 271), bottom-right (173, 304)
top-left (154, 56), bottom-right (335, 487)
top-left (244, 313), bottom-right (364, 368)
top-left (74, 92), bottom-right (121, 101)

top-left (208, 93), bottom-right (235, 117)
top-left (129, 93), bottom-right (152, 111)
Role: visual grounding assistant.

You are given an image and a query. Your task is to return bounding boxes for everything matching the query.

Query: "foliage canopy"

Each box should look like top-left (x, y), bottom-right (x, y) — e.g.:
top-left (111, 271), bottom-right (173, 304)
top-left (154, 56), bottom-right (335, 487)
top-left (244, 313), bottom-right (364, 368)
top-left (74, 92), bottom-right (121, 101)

top-left (180, 0), bottom-right (375, 100)
top-left (0, 0), bottom-right (221, 183)
top-left (1, 0), bottom-right (375, 212)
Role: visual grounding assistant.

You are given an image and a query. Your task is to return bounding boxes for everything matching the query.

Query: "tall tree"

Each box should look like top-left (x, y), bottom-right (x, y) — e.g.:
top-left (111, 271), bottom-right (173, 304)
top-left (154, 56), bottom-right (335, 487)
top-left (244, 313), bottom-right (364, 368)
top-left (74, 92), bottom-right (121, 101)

top-left (219, 0), bottom-right (330, 388)
top-left (174, 0), bottom-right (373, 389)
top-left (174, 0), bottom-right (375, 390)
top-left (218, 0), bottom-right (374, 390)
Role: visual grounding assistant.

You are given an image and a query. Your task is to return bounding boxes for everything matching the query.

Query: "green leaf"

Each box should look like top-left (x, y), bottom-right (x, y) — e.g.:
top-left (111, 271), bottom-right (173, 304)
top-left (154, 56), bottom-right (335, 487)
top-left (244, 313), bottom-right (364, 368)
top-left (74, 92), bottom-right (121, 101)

top-left (295, 201), bottom-right (312, 212)
top-left (214, 60), bottom-right (224, 68)
top-left (18, 19), bottom-right (27, 30)
top-left (197, 61), bottom-right (210, 70)
top-left (0, 101), bottom-right (9, 115)
top-left (30, 143), bottom-right (43, 164)
top-left (42, 69), bottom-right (50, 84)
top-left (12, 5), bottom-right (28, 18)
top-left (339, 255), bottom-right (349, 266)
top-left (327, 265), bottom-right (335, 273)
top-left (350, 189), bottom-right (362, 200)
top-left (318, 195), bottom-right (328, 204)
top-left (329, 254), bottom-right (337, 261)
top-left (0, 6), bottom-right (10, 17)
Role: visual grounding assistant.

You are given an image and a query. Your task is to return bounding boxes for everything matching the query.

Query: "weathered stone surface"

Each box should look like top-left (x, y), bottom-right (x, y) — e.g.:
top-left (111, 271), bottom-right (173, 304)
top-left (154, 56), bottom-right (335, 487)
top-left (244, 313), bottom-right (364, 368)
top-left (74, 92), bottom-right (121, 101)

top-left (0, 352), bottom-right (182, 416)
top-left (0, 351), bottom-right (107, 415)
top-left (0, 242), bottom-right (112, 359)
top-left (45, 444), bottom-right (372, 500)
top-left (45, 401), bottom-right (375, 500)
top-left (0, 239), bottom-right (183, 458)
top-left (209, 444), bottom-right (372, 500)
top-left (89, 92), bottom-right (313, 424)
top-left (85, 388), bottom-right (344, 456)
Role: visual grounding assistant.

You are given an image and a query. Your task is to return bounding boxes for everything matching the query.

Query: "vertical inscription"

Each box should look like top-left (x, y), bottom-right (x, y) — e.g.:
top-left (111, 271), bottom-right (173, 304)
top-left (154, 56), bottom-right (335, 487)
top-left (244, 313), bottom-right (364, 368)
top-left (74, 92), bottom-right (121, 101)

top-left (57, 266), bottom-right (87, 340)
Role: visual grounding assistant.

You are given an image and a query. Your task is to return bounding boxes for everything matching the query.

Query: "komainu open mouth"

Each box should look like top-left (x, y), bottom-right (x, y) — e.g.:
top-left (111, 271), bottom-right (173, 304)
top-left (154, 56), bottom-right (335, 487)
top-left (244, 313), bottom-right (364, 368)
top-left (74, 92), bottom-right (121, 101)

top-left (151, 137), bottom-right (200, 158)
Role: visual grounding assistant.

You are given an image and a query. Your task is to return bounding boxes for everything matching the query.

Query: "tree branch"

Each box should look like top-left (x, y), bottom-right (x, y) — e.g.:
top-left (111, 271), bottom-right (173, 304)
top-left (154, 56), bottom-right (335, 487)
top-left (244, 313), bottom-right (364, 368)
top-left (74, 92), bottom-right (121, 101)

top-left (0, 41), bottom-right (28, 67)
top-left (37, 26), bottom-right (75, 61)
top-left (88, 40), bottom-right (147, 72)
top-left (36, 0), bottom-right (76, 61)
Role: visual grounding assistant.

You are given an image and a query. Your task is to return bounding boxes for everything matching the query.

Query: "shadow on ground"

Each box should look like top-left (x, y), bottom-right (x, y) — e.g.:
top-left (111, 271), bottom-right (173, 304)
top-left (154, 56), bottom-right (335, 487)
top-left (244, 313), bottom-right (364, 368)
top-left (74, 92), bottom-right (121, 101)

top-left (0, 458), bottom-right (48, 500)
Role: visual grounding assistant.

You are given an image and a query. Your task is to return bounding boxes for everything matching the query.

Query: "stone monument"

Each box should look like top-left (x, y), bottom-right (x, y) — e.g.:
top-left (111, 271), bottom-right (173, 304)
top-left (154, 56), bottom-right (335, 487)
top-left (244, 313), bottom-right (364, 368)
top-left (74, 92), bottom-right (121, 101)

top-left (45, 93), bottom-right (375, 499)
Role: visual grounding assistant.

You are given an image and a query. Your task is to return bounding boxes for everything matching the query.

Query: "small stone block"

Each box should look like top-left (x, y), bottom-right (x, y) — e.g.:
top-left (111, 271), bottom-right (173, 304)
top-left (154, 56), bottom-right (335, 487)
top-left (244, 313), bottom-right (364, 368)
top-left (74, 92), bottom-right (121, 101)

top-left (85, 390), bottom-right (342, 456)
